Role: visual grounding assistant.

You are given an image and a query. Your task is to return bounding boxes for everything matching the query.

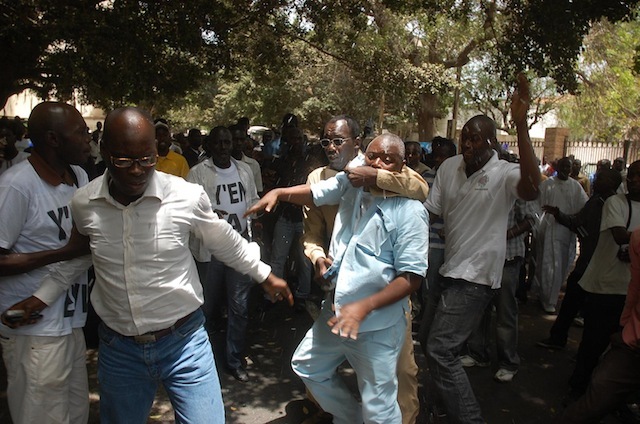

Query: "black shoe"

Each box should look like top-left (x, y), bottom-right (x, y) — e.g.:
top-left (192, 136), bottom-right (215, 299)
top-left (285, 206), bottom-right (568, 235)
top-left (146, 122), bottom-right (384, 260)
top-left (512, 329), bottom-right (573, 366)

top-left (229, 366), bottom-right (249, 383)
top-left (536, 337), bottom-right (565, 350)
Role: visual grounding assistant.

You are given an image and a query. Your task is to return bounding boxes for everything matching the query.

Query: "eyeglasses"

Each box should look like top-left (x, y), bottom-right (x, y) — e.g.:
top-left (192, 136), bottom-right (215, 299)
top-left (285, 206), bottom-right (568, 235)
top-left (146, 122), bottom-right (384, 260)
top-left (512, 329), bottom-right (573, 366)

top-left (110, 155), bottom-right (158, 168)
top-left (320, 137), bottom-right (351, 147)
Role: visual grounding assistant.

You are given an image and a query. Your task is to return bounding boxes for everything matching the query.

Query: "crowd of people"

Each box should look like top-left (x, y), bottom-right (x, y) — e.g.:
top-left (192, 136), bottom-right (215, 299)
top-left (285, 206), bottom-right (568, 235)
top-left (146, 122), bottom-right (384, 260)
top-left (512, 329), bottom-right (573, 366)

top-left (0, 73), bottom-right (639, 424)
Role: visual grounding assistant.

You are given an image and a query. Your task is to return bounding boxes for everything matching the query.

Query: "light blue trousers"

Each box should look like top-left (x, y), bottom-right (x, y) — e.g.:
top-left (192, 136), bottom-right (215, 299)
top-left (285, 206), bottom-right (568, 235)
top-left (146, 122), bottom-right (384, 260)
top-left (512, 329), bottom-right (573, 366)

top-left (291, 302), bottom-right (405, 424)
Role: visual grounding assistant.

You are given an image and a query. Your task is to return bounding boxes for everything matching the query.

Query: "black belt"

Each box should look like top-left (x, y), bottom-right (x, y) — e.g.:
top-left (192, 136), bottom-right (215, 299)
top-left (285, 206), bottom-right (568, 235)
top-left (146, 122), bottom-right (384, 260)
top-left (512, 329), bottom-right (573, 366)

top-left (117, 310), bottom-right (196, 344)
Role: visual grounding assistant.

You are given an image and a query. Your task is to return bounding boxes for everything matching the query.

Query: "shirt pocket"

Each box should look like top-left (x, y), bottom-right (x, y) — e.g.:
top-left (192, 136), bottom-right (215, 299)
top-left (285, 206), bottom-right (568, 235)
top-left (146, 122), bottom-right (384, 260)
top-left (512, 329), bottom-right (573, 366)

top-left (355, 209), bottom-right (395, 264)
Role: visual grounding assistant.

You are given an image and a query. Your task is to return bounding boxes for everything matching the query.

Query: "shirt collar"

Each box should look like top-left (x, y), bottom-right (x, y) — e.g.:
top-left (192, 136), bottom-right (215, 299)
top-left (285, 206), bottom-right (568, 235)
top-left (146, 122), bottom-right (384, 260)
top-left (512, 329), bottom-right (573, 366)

top-left (28, 151), bottom-right (77, 187)
top-left (202, 156), bottom-right (239, 170)
top-left (90, 169), bottom-right (164, 203)
top-left (458, 150), bottom-right (499, 174)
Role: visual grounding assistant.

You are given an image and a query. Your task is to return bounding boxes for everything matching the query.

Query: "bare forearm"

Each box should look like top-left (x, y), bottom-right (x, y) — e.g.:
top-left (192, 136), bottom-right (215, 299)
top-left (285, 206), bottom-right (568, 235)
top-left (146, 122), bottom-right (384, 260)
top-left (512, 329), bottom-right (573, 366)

top-left (612, 227), bottom-right (631, 245)
top-left (365, 273), bottom-right (421, 312)
top-left (515, 122), bottom-right (540, 201)
top-left (0, 245), bottom-right (88, 277)
top-left (507, 217), bottom-right (532, 239)
top-left (273, 186), bottom-right (314, 206)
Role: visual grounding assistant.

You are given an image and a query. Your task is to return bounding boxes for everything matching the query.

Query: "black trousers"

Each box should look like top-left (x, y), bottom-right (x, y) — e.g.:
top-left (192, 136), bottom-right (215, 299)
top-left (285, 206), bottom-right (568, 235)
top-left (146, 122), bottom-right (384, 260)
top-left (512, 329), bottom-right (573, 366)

top-left (569, 291), bottom-right (626, 393)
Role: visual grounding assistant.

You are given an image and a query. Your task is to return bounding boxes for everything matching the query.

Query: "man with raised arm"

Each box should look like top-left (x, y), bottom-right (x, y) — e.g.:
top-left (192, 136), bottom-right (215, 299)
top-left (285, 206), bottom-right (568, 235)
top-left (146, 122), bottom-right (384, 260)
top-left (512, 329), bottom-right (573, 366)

top-left (419, 74), bottom-right (540, 423)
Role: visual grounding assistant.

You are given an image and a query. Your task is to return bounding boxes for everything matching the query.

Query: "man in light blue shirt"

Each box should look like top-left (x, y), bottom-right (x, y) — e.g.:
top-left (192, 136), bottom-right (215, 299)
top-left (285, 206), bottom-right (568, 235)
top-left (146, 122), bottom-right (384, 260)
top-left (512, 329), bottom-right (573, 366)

top-left (246, 133), bottom-right (429, 423)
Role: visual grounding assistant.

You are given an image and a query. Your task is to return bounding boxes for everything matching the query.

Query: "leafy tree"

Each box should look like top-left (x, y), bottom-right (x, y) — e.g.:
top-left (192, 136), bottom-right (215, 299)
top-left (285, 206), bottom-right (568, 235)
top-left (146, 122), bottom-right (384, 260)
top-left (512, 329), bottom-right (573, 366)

top-left (284, 0), bottom-right (495, 140)
top-left (497, 0), bottom-right (639, 93)
top-left (461, 56), bottom-right (559, 134)
top-left (278, 0), bottom-right (639, 139)
top-left (557, 17), bottom-right (640, 141)
top-left (0, 0), bottom-right (280, 112)
top-left (166, 38), bottom-right (382, 136)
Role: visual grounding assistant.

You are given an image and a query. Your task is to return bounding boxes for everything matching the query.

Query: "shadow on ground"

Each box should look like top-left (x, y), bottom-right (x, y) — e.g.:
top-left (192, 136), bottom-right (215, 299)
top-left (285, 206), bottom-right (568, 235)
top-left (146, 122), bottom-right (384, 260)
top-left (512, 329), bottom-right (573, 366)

top-left (0, 288), bottom-right (629, 423)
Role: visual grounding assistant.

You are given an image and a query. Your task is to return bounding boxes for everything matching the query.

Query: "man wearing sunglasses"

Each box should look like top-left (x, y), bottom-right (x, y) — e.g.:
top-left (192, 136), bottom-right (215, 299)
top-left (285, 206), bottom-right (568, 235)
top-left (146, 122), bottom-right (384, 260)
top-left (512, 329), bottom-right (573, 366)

top-left (246, 133), bottom-right (429, 424)
top-left (1, 107), bottom-right (293, 423)
top-left (302, 115), bottom-right (428, 424)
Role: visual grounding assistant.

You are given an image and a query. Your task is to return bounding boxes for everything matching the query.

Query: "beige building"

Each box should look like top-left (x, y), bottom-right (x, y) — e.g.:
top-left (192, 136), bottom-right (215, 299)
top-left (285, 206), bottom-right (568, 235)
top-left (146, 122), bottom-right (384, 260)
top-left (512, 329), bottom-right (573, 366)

top-left (2, 90), bottom-right (106, 132)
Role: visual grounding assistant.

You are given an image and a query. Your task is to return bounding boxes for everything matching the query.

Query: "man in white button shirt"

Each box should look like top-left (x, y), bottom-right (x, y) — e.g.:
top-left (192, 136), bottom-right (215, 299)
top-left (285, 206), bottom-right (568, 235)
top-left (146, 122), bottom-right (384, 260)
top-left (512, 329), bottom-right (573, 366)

top-left (2, 107), bottom-right (292, 423)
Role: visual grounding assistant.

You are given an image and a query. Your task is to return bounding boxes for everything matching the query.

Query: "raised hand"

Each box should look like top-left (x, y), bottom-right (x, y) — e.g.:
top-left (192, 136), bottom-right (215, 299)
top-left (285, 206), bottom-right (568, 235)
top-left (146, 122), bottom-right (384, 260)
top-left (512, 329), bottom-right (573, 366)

top-left (510, 72), bottom-right (531, 126)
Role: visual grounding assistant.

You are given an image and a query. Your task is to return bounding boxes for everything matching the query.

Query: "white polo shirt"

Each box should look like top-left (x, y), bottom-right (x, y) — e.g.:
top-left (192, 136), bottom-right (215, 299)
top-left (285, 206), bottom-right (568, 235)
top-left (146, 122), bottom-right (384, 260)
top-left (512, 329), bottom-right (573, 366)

top-left (425, 152), bottom-right (520, 288)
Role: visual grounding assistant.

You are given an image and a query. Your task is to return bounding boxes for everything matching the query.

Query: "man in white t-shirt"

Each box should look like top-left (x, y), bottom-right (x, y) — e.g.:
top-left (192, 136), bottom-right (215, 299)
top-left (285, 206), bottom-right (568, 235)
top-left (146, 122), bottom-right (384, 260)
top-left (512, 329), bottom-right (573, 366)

top-left (230, 124), bottom-right (263, 195)
top-left (565, 160), bottom-right (640, 401)
top-left (420, 75), bottom-right (541, 423)
top-left (187, 126), bottom-right (260, 383)
top-left (0, 102), bottom-right (92, 424)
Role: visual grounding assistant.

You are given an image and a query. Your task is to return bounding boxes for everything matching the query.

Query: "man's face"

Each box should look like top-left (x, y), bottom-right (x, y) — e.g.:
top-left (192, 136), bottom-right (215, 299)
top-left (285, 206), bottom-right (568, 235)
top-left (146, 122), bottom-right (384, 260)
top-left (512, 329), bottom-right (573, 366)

top-left (188, 131), bottom-right (202, 149)
top-left (571, 160), bottom-right (581, 176)
top-left (230, 129), bottom-right (245, 157)
top-left (364, 138), bottom-right (404, 172)
top-left (556, 159), bottom-right (572, 180)
top-left (209, 130), bottom-right (233, 168)
top-left (597, 160), bottom-right (611, 173)
top-left (460, 122), bottom-right (492, 168)
top-left (57, 109), bottom-right (91, 165)
top-left (432, 145), bottom-right (455, 170)
top-left (627, 163), bottom-right (640, 196)
top-left (614, 159), bottom-right (625, 172)
top-left (593, 170), bottom-right (618, 195)
top-left (405, 143), bottom-right (422, 169)
top-left (281, 127), bottom-right (304, 157)
top-left (322, 119), bottom-right (358, 171)
top-left (156, 127), bottom-right (172, 154)
top-left (243, 139), bottom-right (254, 158)
top-left (102, 114), bottom-right (157, 202)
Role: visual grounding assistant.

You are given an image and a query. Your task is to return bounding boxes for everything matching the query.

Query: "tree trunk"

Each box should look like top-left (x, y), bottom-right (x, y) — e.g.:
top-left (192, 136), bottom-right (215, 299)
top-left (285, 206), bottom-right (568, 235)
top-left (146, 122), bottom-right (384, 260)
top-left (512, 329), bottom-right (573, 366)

top-left (418, 92), bottom-right (438, 141)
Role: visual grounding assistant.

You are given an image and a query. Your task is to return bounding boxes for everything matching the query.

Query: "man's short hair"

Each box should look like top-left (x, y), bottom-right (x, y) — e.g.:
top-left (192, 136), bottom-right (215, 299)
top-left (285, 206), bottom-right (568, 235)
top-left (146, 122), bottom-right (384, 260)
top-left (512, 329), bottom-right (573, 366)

top-left (326, 115), bottom-right (360, 140)
top-left (431, 136), bottom-right (456, 156)
top-left (404, 141), bottom-right (422, 149)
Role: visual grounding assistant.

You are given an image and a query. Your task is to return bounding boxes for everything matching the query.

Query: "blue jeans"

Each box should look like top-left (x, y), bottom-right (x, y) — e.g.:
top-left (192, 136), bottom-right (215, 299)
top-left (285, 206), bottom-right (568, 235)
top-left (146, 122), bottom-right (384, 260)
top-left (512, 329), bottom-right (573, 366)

top-left (466, 258), bottom-right (522, 371)
top-left (97, 309), bottom-right (224, 424)
top-left (270, 216), bottom-right (312, 299)
top-left (292, 302), bottom-right (405, 424)
top-left (422, 277), bottom-right (494, 424)
top-left (202, 256), bottom-right (253, 370)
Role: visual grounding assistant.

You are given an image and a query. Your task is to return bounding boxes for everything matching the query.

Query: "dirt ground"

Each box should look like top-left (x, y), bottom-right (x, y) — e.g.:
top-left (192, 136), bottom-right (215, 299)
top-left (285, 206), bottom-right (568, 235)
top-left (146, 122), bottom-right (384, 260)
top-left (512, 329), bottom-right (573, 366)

top-left (0, 289), bottom-right (633, 423)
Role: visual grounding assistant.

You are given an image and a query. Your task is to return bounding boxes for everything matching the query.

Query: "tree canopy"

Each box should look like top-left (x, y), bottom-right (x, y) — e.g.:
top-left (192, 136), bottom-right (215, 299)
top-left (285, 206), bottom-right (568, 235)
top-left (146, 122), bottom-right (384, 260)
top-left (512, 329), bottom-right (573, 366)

top-left (2, 0), bottom-right (639, 137)
top-left (557, 17), bottom-right (640, 141)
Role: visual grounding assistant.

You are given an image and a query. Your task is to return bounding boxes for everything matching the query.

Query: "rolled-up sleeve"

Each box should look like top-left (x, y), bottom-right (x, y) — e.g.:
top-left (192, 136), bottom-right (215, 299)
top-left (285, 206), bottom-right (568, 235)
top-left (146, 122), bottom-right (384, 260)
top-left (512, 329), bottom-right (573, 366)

top-left (393, 201), bottom-right (429, 277)
top-left (311, 172), bottom-right (349, 207)
top-left (192, 189), bottom-right (271, 283)
top-left (33, 255), bottom-right (93, 305)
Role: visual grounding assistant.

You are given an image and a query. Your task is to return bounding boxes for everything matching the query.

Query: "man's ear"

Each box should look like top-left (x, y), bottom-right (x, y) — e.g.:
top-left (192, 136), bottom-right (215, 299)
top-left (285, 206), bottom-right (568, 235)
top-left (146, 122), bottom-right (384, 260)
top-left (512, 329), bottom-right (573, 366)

top-left (44, 130), bottom-right (58, 148)
top-left (354, 136), bottom-right (362, 149)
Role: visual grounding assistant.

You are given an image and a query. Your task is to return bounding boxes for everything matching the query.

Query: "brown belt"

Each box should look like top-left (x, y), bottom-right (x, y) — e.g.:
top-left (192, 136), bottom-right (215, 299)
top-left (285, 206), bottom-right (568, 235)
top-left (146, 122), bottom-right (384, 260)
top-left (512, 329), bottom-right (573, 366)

top-left (120, 310), bottom-right (197, 344)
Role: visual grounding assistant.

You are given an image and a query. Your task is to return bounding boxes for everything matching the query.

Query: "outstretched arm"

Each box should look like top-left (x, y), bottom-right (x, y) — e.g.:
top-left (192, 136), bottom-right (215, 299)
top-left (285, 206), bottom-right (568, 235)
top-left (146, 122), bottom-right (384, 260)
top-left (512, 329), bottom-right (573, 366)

top-left (0, 225), bottom-right (90, 277)
top-left (346, 166), bottom-right (429, 202)
top-left (511, 73), bottom-right (541, 201)
top-left (244, 185), bottom-right (313, 217)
